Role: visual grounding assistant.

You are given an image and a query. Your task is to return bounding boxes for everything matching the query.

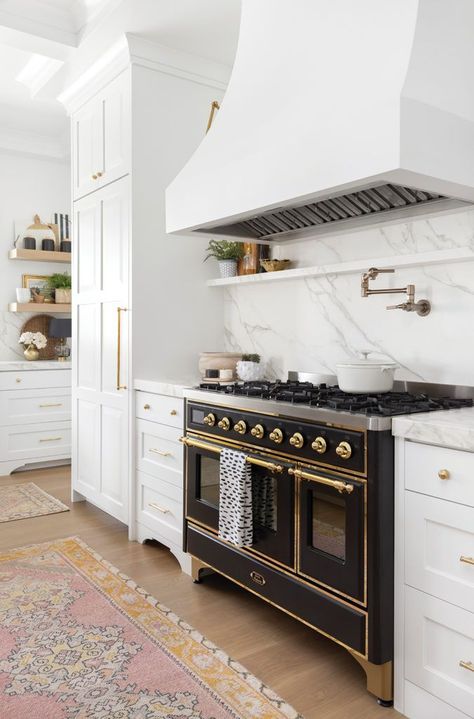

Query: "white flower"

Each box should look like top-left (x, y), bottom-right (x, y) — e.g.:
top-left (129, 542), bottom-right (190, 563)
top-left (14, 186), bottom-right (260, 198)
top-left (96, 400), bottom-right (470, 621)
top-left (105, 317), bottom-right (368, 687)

top-left (19, 331), bottom-right (47, 349)
top-left (19, 332), bottom-right (33, 345)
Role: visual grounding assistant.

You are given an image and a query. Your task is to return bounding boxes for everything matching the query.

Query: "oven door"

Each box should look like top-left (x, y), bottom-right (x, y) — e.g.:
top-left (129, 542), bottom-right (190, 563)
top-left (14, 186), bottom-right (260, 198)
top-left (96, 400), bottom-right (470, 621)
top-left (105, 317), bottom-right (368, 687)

top-left (296, 466), bottom-right (365, 604)
top-left (184, 436), bottom-right (295, 568)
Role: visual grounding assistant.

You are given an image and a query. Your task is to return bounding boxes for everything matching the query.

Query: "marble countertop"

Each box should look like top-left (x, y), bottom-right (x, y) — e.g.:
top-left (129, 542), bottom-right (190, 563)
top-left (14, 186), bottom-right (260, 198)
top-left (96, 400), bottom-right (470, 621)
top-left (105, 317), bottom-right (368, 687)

top-left (0, 360), bottom-right (71, 371)
top-left (133, 378), bottom-right (194, 398)
top-left (392, 406), bottom-right (474, 452)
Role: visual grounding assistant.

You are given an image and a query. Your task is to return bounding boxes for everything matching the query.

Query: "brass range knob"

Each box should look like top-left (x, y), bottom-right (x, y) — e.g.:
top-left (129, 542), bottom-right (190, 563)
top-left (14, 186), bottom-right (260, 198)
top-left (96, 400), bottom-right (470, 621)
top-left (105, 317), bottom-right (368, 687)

top-left (312, 436), bottom-right (327, 454)
top-left (336, 441), bottom-right (352, 460)
top-left (289, 432), bottom-right (304, 449)
top-left (269, 428), bottom-right (284, 444)
top-left (233, 420), bottom-right (247, 434)
top-left (203, 413), bottom-right (216, 427)
top-left (250, 424), bottom-right (265, 439)
top-left (217, 417), bottom-right (230, 431)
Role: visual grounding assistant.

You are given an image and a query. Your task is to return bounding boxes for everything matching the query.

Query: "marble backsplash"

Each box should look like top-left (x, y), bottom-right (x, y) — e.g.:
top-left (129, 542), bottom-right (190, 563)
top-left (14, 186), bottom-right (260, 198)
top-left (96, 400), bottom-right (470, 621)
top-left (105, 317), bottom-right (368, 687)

top-left (223, 209), bottom-right (474, 386)
top-left (0, 312), bottom-right (30, 361)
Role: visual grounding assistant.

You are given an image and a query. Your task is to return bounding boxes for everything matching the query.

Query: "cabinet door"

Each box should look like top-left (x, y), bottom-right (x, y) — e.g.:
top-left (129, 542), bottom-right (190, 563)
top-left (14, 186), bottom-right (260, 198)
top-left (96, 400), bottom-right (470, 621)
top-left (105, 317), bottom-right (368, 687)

top-left (72, 96), bottom-right (102, 200)
top-left (72, 177), bottom-right (130, 523)
top-left (100, 70), bottom-right (130, 188)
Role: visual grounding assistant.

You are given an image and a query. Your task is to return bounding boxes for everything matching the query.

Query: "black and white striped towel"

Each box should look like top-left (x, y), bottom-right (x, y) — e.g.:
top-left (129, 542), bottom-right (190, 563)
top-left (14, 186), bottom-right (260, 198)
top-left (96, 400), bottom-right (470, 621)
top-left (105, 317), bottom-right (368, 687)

top-left (218, 448), bottom-right (253, 548)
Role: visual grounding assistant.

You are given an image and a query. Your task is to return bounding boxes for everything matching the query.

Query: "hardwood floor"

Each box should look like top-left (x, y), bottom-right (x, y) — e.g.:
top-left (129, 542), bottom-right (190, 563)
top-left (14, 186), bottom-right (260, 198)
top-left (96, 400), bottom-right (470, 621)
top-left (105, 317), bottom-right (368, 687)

top-left (0, 466), bottom-right (401, 719)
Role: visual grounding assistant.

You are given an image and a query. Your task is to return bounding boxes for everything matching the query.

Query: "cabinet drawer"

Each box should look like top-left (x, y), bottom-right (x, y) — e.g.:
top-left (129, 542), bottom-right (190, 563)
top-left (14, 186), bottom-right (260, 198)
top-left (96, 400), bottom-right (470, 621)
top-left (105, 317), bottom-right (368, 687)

top-left (137, 470), bottom-right (182, 545)
top-left (0, 370), bottom-right (71, 392)
top-left (187, 524), bottom-right (367, 656)
top-left (0, 388), bottom-right (71, 426)
top-left (0, 421), bottom-right (71, 460)
top-left (405, 441), bottom-right (474, 507)
top-left (135, 391), bottom-right (183, 428)
top-left (136, 418), bottom-right (183, 481)
top-left (405, 586), bottom-right (474, 717)
top-left (405, 492), bottom-right (474, 612)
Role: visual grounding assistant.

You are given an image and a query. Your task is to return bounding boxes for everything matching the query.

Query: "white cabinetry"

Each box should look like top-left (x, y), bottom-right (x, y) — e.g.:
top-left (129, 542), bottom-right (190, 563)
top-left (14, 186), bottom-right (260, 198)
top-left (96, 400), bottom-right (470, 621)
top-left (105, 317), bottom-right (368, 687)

top-left (135, 389), bottom-right (190, 574)
top-left (395, 436), bottom-right (474, 719)
top-left (0, 367), bottom-right (71, 475)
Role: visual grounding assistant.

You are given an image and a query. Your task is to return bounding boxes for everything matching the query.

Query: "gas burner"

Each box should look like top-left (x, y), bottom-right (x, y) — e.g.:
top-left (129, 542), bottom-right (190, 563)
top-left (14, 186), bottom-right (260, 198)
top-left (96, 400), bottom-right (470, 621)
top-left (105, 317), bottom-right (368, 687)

top-left (197, 380), bottom-right (473, 417)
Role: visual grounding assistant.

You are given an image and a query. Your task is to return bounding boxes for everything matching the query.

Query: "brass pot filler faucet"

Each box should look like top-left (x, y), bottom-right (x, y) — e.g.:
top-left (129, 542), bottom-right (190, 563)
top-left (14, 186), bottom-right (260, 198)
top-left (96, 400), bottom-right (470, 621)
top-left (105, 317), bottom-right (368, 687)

top-left (361, 267), bottom-right (431, 317)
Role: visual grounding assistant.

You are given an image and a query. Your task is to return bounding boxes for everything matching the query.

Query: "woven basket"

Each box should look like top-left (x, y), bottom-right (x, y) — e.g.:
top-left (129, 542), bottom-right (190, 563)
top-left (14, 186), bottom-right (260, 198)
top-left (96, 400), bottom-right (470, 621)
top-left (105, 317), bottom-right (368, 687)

top-left (20, 315), bottom-right (60, 360)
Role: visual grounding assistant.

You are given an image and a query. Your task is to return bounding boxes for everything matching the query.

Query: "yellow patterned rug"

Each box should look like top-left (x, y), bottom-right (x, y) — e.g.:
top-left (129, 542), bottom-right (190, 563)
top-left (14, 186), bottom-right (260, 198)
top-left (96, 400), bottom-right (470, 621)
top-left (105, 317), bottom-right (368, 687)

top-left (0, 482), bottom-right (69, 523)
top-left (0, 537), bottom-right (301, 718)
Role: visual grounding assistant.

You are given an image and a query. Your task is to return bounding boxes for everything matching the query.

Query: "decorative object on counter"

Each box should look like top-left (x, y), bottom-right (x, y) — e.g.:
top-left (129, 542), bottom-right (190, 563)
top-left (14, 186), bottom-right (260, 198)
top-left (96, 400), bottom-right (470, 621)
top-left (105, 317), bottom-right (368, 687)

top-left (219, 368), bottom-right (234, 381)
top-left (49, 318), bottom-right (71, 361)
top-left (16, 288), bottom-right (31, 303)
top-left (361, 267), bottom-right (431, 316)
top-left (19, 331), bottom-right (47, 361)
top-left (23, 215), bottom-right (56, 248)
top-left (20, 315), bottom-right (58, 360)
top-left (47, 272), bottom-right (71, 304)
top-left (260, 258), bottom-right (292, 272)
top-left (41, 239), bottom-right (55, 252)
top-left (199, 352), bottom-right (242, 380)
top-left (236, 353), bottom-right (265, 381)
top-left (23, 274), bottom-right (54, 303)
top-left (31, 289), bottom-right (45, 303)
top-left (23, 236), bottom-right (36, 250)
top-left (238, 243), bottom-right (271, 275)
top-left (204, 369), bottom-right (219, 379)
top-left (204, 240), bottom-right (244, 278)
top-left (336, 351), bottom-right (398, 394)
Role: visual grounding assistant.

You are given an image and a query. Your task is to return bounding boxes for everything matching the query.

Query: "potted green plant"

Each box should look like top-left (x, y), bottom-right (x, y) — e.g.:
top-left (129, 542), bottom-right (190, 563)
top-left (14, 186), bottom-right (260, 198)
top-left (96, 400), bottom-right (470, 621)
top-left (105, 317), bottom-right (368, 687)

top-left (204, 240), bottom-right (244, 278)
top-left (236, 353), bottom-right (265, 381)
top-left (48, 272), bottom-right (72, 304)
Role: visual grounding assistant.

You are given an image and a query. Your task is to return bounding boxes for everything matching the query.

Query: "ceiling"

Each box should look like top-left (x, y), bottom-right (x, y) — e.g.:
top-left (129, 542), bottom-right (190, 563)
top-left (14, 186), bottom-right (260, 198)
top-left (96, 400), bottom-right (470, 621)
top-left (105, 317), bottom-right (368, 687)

top-left (0, 0), bottom-right (241, 159)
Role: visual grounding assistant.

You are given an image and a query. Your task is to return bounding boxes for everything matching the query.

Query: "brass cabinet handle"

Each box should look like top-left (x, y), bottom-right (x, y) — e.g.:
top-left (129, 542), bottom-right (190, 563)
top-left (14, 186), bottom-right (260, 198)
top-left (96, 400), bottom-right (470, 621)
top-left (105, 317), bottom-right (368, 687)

top-left (15, 378), bottom-right (21, 383)
top-left (180, 436), bottom-right (283, 473)
top-left (39, 436), bottom-right (62, 442)
top-left (170, 409), bottom-right (177, 416)
top-left (250, 571), bottom-right (266, 586)
top-left (149, 448), bottom-right (172, 457)
top-left (460, 555), bottom-right (474, 566)
top-left (39, 403), bottom-right (63, 408)
top-left (206, 100), bottom-right (220, 133)
top-left (438, 469), bottom-right (450, 480)
top-left (143, 404), bottom-right (151, 410)
top-left (148, 501), bottom-right (171, 514)
top-left (96, 171), bottom-right (103, 177)
top-left (289, 467), bottom-right (354, 494)
top-left (91, 173), bottom-right (98, 180)
top-left (116, 307), bottom-right (127, 390)
top-left (459, 660), bottom-right (474, 672)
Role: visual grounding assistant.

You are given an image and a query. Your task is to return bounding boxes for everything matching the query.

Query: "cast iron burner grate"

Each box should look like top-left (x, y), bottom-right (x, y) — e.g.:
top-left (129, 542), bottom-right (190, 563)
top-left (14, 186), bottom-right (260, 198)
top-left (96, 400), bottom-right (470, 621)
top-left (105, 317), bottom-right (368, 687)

top-left (197, 381), bottom-right (473, 417)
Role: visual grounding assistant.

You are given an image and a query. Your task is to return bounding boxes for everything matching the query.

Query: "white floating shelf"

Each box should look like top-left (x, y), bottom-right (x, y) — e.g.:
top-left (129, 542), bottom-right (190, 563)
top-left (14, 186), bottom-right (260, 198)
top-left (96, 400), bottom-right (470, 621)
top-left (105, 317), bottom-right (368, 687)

top-left (207, 248), bottom-right (474, 287)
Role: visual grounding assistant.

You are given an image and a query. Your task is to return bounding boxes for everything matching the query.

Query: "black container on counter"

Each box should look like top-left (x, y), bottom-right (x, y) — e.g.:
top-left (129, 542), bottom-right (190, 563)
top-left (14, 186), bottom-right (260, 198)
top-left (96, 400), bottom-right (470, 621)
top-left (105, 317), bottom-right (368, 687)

top-left (60, 240), bottom-right (71, 252)
top-left (42, 239), bottom-right (55, 251)
top-left (23, 237), bottom-right (36, 250)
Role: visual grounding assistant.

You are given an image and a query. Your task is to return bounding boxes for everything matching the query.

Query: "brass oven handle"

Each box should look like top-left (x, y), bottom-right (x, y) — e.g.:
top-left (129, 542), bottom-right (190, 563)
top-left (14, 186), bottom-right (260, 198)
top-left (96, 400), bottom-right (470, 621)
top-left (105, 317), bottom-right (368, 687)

top-left (459, 660), bottom-right (474, 673)
top-left (460, 555), bottom-right (474, 566)
top-left (180, 436), bottom-right (284, 473)
top-left (148, 501), bottom-right (171, 514)
top-left (149, 448), bottom-right (172, 457)
top-left (288, 467), bottom-right (354, 494)
top-left (117, 307), bottom-right (127, 390)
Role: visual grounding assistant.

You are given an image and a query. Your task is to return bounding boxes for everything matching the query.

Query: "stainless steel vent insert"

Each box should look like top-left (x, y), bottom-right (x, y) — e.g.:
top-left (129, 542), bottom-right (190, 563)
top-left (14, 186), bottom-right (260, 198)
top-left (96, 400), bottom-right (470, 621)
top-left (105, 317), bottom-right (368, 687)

top-left (195, 183), bottom-right (469, 242)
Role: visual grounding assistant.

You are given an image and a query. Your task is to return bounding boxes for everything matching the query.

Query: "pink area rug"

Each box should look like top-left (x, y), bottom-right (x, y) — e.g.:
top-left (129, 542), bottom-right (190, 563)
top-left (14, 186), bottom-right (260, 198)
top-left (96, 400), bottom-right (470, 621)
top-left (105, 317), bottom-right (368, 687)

top-left (0, 536), bottom-right (301, 718)
top-left (0, 482), bottom-right (69, 523)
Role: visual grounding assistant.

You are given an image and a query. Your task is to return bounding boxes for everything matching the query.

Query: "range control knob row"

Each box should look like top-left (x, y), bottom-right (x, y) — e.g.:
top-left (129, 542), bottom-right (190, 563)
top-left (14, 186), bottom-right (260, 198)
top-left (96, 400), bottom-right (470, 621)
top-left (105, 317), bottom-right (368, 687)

top-left (336, 441), bottom-right (352, 460)
top-left (269, 428), bottom-right (284, 444)
top-left (233, 420), bottom-right (247, 434)
top-left (203, 413), bottom-right (216, 427)
top-left (312, 436), bottom-right (327, 454)
top-left (289, 432), bottom-right (304, 449)
top-left (250, 424), bottom-right (265, 439)
top-left (217, 417), bottom-right (230, 431)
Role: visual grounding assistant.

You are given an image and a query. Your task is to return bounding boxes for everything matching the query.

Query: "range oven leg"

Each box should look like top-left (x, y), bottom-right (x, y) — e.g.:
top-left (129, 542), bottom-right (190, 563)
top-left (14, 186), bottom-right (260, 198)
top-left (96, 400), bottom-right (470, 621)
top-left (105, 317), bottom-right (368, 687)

top-left (348, 652), bottom-right (393, 706)
top-left (191, 556), bottom-right (211, 583)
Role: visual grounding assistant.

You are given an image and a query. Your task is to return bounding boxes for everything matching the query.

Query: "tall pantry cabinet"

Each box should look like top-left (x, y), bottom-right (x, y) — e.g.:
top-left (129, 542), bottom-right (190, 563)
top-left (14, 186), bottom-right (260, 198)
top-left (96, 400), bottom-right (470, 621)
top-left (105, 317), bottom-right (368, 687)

top-left (65, 38), bottom-right (227, 526)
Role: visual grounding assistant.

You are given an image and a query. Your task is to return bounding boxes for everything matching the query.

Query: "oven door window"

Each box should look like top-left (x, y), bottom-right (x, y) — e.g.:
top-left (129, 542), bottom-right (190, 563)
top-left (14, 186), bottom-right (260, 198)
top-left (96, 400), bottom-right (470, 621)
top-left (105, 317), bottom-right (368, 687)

top-left (199, 455), bottom-right (220, 509)
top-left (298, 473), bottom-right (365, 603)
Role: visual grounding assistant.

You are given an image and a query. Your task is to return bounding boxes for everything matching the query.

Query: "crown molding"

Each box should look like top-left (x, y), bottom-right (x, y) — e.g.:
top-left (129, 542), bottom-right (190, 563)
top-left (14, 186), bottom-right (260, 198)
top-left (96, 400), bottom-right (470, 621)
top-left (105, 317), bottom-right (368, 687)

top-left (58, 33), bottom-right (230, 114)
top-left (0, 125), bottom-right (68, 161)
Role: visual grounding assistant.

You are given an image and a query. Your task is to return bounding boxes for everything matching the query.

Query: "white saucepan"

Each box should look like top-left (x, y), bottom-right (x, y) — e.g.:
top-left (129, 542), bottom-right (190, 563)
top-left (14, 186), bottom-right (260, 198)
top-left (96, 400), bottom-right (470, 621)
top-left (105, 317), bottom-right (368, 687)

top-left (336, 352), bottom-right (398, 394)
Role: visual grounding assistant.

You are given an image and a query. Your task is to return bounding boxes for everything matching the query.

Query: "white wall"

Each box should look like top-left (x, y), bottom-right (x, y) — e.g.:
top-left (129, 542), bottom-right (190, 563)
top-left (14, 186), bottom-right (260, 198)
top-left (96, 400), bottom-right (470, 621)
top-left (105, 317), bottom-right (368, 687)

top-left (0, 152), bottom-right (70, 360)
top-left (223, 209), bottom-right (474, 386)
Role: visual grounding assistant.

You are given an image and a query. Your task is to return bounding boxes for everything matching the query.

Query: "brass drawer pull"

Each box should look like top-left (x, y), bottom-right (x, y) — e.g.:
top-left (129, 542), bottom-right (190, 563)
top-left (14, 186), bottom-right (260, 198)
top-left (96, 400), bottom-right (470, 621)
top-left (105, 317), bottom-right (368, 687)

top-left (116, 307), bottom-right (127, 390)
top-left (39, 403), bottom-right (63, 408)
top-left (438, 469), bottom-right (450, 480)
top-left (149, 448), bottom-right (172, 457)
top-left (170, 409), bottom-right (177, 416)
top-left (148, 501), bottom-right (171, 514)
top-left (289, 467), bottom-right (354, 494)
top-left (459, 660), bottom-right (474, 672)
top-left (143, 404), bottom-right (151, 410)
top-left (250, 571), bottom-right (266, 586)
top-left (460, 555), bottom-right (474, 566)
top-left (39, 437), bottom-right (62, 442)
top-left (180, 436), bottom-right (284, 473)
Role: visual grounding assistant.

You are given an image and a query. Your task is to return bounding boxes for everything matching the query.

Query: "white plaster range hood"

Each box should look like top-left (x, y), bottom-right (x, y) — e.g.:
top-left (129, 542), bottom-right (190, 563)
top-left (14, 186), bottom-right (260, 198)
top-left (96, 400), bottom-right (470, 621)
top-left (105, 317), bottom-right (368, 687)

top-left (166, 0), bottom-right (474, 243)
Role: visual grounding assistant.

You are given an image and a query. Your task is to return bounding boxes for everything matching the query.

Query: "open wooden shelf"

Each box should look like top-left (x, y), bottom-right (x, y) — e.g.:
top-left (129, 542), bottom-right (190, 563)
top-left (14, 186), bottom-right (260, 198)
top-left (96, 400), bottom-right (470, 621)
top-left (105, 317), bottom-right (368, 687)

top-left (9, 248), bottom-right (71, 263)
top-left (8, 303), bottom-right (71, 314)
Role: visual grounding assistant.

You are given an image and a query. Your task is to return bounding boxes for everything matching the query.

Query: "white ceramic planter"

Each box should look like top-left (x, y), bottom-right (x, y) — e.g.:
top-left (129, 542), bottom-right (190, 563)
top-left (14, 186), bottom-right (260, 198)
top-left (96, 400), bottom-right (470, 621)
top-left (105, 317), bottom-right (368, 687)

top-left (218, 260), bottom-right (237, 278)
top-left (336, 354), bottom-right (398, 394)
top-left (236, 361), bottom-right (265, 381)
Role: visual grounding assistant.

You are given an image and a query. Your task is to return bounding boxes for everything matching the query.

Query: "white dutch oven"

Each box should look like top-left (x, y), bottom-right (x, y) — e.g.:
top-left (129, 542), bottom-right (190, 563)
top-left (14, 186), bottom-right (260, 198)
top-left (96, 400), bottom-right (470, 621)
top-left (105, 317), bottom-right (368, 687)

top-left (336, 352), bottom-right (398, 394)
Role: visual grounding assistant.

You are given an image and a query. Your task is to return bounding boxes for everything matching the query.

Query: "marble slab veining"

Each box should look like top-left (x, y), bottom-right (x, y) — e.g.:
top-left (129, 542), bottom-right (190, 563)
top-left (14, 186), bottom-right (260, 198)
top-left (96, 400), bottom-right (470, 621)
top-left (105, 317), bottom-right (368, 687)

top-left (133, 378), bottom-right (192, 398)
top-left (392, 407), bottom-right (474, 452)
top-left (0, 360), bottom-right (71, 371)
